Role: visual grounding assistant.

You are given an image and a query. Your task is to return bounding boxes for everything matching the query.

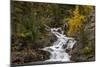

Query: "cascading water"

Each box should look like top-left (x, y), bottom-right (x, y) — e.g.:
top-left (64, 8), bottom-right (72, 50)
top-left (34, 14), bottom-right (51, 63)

top-left (42, 28), bottom-right (76, 62)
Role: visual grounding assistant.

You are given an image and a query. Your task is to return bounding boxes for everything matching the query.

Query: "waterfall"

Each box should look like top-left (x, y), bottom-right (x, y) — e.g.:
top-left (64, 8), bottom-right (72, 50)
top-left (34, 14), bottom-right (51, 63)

top-left (42, 28), bottom-right (76, 62)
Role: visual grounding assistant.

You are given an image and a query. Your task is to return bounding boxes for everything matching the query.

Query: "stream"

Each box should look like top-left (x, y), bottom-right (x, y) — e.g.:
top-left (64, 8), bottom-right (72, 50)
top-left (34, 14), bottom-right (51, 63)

top-left (42, 28), bottom-right (76, 62)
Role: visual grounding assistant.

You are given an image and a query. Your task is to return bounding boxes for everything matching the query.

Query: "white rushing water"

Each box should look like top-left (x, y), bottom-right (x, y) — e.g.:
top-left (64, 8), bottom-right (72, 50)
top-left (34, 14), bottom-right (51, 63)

top-left (42, 28), bottom-right (76, 62)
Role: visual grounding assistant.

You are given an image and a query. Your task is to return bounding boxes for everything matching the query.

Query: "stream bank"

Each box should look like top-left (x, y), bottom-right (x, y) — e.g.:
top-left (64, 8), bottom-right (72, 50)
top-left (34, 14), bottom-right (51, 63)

top-left (69, 8), bottom-right (95, 62)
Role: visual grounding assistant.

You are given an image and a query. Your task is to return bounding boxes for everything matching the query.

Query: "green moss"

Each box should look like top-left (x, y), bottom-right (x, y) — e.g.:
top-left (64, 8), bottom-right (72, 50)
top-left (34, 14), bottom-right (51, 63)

top-left (83, 46), bottom-right (92, 56)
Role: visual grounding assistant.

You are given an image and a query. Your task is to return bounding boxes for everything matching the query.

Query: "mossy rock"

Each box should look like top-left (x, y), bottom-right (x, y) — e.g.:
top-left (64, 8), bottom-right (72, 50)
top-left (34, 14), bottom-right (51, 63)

top-left (83, 47), bottom-right (92, 55)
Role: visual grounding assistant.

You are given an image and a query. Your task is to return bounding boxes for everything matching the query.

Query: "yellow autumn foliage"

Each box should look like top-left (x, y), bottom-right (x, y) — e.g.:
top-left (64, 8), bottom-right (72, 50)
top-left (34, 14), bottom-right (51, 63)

top-left (66, 5), bottom-right (93, 36)
top-left (67, 6), bottom-right (85, 36)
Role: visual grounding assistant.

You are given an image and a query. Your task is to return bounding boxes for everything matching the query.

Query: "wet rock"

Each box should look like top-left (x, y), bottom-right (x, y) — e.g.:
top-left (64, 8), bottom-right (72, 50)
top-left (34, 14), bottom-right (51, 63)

top-left (50, 34), bottom-right (57, 44)
top-left (66, 49), bottom-right (70, 53)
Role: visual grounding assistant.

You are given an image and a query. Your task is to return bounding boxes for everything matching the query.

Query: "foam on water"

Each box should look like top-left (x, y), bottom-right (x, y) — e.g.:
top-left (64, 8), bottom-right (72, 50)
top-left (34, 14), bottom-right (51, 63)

top-left (42, 28), bottom-right (76, 62)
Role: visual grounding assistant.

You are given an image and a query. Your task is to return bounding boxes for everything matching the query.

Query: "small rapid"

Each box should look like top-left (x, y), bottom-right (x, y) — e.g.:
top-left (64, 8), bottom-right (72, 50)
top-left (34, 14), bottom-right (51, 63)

top-left (42, 28), bottom-right (76, 62)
